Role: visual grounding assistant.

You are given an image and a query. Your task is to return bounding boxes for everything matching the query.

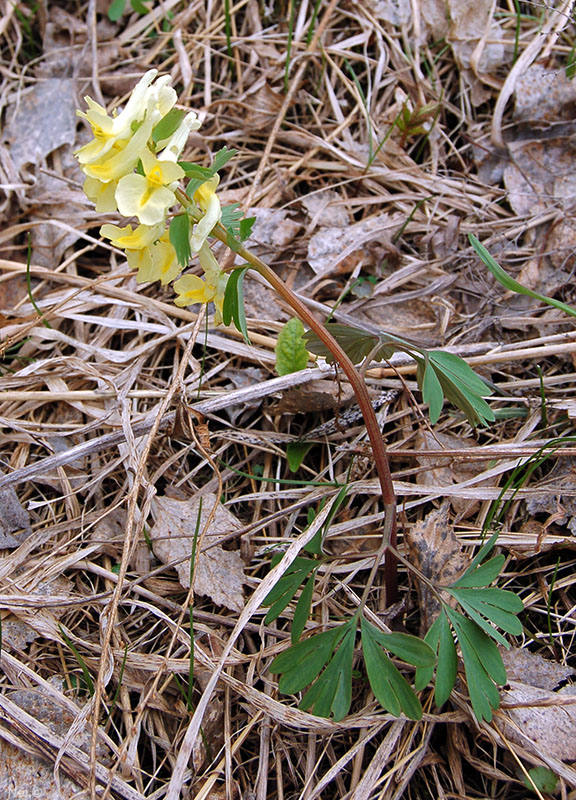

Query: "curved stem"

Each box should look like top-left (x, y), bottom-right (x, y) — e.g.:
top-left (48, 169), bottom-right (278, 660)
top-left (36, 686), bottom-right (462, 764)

top-left (220, 231), bottom-right (398, 605)
top-left (175, 189), bottom-right (398, 604)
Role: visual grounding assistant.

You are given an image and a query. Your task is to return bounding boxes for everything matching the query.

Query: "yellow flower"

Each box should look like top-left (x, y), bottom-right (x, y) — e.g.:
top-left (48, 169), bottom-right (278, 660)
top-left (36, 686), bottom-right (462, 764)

top-left (81, 118), bottom-right (154, 183)
top-left (115, 148), bottom-right (184, 225)
top-left (190, 176), bottom-right (221, 252)
top-left (127, 234), bottom-right (181, 285)
top-left (100, 222), bottom-right (164, 250)
top-left (76, 70), bottom-right (176, 165)
top-left (173, 243), bottom-right (228, 322)
top-left (84, 176), bottom-right (119, 213)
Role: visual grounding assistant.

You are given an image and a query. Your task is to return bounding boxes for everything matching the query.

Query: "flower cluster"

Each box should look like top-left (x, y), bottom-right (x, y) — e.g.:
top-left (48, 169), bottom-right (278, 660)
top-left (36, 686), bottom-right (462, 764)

top-left (75, 69), bottom-right (227, 316)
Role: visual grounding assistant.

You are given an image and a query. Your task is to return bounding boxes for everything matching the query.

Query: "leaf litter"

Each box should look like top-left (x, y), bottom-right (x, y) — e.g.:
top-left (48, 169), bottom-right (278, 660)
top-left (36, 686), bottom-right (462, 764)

top-left (2, 1), bottom-right (576, 798)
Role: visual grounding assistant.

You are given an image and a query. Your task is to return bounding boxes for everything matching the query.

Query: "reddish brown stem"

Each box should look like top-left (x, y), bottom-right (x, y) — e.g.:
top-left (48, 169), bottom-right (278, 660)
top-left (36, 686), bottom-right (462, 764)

top-left (228, 239), bottom-right (398, 604)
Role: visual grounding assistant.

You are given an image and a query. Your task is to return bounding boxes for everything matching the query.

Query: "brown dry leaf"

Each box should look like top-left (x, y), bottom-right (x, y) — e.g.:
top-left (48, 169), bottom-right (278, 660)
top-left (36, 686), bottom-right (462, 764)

top-left (302, 190), bottom-right (350, 229)
top-left (447, 0), bottom-right (510, 74)
top-left (271, 379), bottom-right (355, 415)
top-left (307, 211), bottom-right (403, 277)
top-left (414, 431), bottom-right (487, 519)
top-left (405, 504), bottom-right (469, 634)
top-left (3, 79), bottom-right (77, 171)
top-left (502, 647), bottom-right (574, 690)
top-left (2, 576), bottom-right (74, 650)
top-left (246, 207), bottom-right (302, 250)
top-left (501, 682), bottom-right (576, 761)
top-left (242, 80), bottom-right (284, 131)
top-left (0, 471), bottom-right (31, 548)
top-left (504, 137), bottom-right (576, 217)
top-left (151, 495), bottom-right (245, 612)
top-left (513, 62), bottom-right (576, 124)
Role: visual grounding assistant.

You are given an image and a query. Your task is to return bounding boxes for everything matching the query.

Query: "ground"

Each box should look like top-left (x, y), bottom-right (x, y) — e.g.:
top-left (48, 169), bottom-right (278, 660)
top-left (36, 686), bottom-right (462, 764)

top-left (1, 1), bottom-right (576, 798)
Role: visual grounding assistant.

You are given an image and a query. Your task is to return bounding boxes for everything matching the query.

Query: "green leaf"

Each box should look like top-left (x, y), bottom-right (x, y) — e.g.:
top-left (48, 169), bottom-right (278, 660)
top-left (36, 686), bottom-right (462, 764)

top-left (446, 608), bottom-right (504, 721)
top-left (275, 318), bottom-right (309, 376)
top-left (450, 555), bottom-right (505, 588)
top-left (178, 162), bottom-right (214, 180)
top-left (450, 588), bottom-right (523, 636)
top-left (211, 146), bottom-right (238, 173)
top-left (523, 766), bottom-right (558, 794)
top-left (222, 267), bottom-right (250, 343)
top-left (169, 214), bottom-right (191, 267)
top-left (264, 556), bottom-right (318, 623)
top-left (108, 0), bottom-right (126, 20)
top-left (421, 358), bottom-right (444, 424)
top-left (449, 591), bottom-right (510, 647)
top-left (469, 233), bottom-right (576, 319)
top-left (429, 350), bottom-right (490, 397)
top-left (220, 204), bottom-right (256, 244)
top-left (304, 324), bottom-right (397, 365)
top-left (286, 441), bottom-right (313, 472)
top-left (435, 612), bottom-right (458, 707)
top-left (291, 571), bottom-right (316, 643)
top-left (364, 625), bottom-right (436, 668)
top-left (360, 618), bottom-right (424, 720)
top-left (414, 616), bottom-right (441, 692)
top-left (271, 624), bottom-right (348, 694)
top-left (152, 108), bottom-right (186, 145)
top-left (299, 623), bottom-right (356, 720)
top-left (130, 0), bottom-right (149, 12)
top-left (462, 587), bottom-right (524, 614)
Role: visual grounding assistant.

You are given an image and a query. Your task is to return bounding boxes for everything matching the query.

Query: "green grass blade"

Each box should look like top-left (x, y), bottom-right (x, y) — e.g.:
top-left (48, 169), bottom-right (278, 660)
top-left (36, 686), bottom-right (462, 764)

top-left (469, 233), bottom-right (576, 318)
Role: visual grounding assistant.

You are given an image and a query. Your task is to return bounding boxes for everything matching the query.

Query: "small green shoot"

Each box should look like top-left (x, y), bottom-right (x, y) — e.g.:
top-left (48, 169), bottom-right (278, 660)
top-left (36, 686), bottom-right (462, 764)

top-left (58, 625), bottom-right (95, 696)
top-left (26, 233), bottom-right (51, 329)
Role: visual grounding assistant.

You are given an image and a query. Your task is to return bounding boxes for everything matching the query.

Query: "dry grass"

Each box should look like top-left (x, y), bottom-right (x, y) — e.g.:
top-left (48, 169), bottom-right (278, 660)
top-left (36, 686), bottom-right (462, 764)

top-left (1, 0), bottom-right (576, 798)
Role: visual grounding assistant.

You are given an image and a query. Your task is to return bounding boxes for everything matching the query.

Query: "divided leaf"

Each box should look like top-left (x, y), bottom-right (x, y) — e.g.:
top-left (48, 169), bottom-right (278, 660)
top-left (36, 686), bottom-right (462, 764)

top-left (270, 623), bottom-right (349, 695)
top-left (451, 554), bottom-right (505, 588)
top-left (299, 623), bottom-right (356, 720)
top-left (263, 555), bottom-right (318, 625)
top-left (360, 618), bottom-right (431, 720)
top-left (221, 203), bottom-right (256, 244)
top-left (276, 318), bottom-right (309, 376)
top-left (414, 613), bottom-right (458, 708)
top-left (445, 607), bottom-right (506, 722)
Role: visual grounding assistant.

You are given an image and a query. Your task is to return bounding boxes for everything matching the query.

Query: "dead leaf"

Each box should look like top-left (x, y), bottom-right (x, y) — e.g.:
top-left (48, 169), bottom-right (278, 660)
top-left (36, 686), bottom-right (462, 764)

top-left (302, 190), bottom-right (350, 229)
top-left (3, 79), bottom-right (77, 171)
top-left (245, 207), bottom-right (302, 250)
top-left (405, 504), bottom-right (470, 634)
top-left (243, 81), bottom-right (284, 131)
top-left (502, 647), bottom-right (574, 690)
top-left (271, 379), bottom-right (355, 415)
top-left (447, 0), bottom-right (510, 74)
top-left (0, 471), bottom-right (32, 549)
top-left (307, 211), bottom-right (403, 278)
top-left (151, 495), bottom-right (245, 612)
top-left (414, 431), bottom-right (487, 519)
top-left (513, 63), bottom-right (576, 124)
top-left (501, 682), bottom-right (576, 761)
